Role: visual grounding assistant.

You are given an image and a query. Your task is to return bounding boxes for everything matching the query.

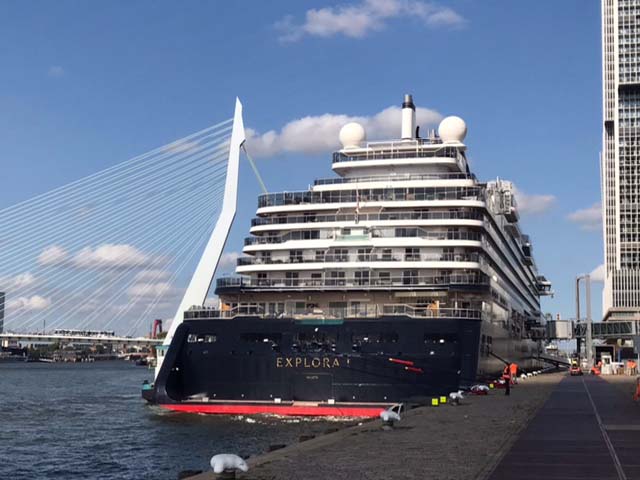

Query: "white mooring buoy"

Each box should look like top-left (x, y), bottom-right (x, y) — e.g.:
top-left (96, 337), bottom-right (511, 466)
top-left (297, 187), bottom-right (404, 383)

top-left (210, 454), bottom-right (249, 479)
top-left (449, 390), bottom-right (464, 405)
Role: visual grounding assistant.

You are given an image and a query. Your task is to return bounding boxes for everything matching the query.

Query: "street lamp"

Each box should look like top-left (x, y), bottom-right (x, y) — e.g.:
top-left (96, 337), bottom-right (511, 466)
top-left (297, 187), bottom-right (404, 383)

top-left (576, 274), bottom-right (593, 369)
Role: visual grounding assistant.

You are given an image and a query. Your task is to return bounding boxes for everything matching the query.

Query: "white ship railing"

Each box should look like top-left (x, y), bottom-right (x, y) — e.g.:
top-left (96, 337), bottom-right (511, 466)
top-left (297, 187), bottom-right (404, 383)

top-left (244, 229), bottom-right (482, 245)
top-left (313, 172), bottom-right (475, 185)
top-left (184, 303), bottom-right (484, 321)
top-left (251, 210), bottom-right (483, 227)
top-left (236, 252), bottom-right (480, 266)
top-left (216, 273), bottom-right (489, 290)
top-left (257, 186), bottom-right (484, 208)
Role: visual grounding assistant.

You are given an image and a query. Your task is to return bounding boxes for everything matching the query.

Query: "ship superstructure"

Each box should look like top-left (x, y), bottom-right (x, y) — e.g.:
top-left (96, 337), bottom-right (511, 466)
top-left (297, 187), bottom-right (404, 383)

top-left (146, 95), bottom-right (551, 416)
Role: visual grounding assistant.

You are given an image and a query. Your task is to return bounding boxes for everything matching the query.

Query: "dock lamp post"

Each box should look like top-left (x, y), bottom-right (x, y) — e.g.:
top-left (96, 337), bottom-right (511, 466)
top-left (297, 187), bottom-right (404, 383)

top-left (576, 274), bottom-right (593, 368)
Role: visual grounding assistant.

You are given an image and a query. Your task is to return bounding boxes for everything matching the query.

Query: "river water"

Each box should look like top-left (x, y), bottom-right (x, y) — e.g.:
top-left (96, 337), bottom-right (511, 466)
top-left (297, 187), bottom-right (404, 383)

top-left (0, 361), bottom-right (339, 480)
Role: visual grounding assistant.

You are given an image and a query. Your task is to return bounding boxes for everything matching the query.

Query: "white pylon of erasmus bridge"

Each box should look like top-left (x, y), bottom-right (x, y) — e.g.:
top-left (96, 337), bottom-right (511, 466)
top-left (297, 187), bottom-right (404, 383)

top-left (0, 98), bottom-right (246, 339)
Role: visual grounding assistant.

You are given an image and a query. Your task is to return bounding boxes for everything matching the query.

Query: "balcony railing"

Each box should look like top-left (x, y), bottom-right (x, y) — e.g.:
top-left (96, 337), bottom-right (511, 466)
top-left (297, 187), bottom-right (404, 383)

top-left (257, 187), bottom-right (484, 208)
top-left (331, 145), bottom-right (462, 163)
top-left (244, 229), bottom-right (482, 246)
top-left (251, 210), bottom-right (484, 227)
top-left (236, 252), bottom-right (480, 266)
top-left (185, 303), bottom-right (483, 321)
top-left (216, 273), bottom-right (489, 290)
top-left (313, 172), bottom-right (475, 185)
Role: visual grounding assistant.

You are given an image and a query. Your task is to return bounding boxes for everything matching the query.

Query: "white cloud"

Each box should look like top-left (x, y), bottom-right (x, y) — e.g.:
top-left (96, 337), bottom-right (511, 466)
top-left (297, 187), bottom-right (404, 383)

top-left (590, 263), bottom-right (605, 282)
top-left (8, 295), bottom-right (51, 312)
top-left (134, 269), bottom-right (170, 282)
top-left (72, 244), bottom-right (158, 270)
top-left (513, 187), bottom-right (556, 216)
top-left (47, 66), bottom-right (65, 78)
top-left (568, 203), bottom-right (602, 231)
top-left (276, 0), bottom-right (465, 42)
top-left (38, 245), bottom-right (69, 266)
top-left (0, 272), bottom-right (38, 290)
top-left (218, 251), bottom-right (240, 271)
top-left (246, 105), bottom-right (442, 158)
top-left (127, 281), bottom-right (173, 298)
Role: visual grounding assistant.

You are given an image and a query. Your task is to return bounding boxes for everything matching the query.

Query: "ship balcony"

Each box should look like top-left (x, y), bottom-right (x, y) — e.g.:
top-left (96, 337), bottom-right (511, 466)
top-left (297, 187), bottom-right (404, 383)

top-left (244, 229), bottom-right (482, 246)
top-left (185, 303), bottom-right (484, 321)
top-left (215, 273), bottom-right (490, 294)
top-left (236, 252), bottom-right (480, 267)
top-left (256, 186), bottom-right (485, 210)
top-left (250, 210), bottom-right (484, 229)
top-left (313, 172), bottom-right (476, 186)
top-left (331, 144), bottom-right (467, 173)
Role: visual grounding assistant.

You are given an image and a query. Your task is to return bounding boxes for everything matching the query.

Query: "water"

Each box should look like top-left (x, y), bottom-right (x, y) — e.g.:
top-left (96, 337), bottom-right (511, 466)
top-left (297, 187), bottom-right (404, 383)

top-left (0, 361), bottom-right (341, 480)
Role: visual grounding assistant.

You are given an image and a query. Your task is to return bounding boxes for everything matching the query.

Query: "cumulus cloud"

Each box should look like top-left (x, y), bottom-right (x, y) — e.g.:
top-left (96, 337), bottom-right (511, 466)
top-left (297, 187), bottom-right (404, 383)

top-left (0, 272), bottom-right (38, 290)
top-left (73, 244), bottom-right (158, 269)
top-left (127, 281), bottom-right (173, 298)
top-left (218, 251), bottom-right (241, 271)
top-left (568, 203), bottom-right (602, 231)
top-left (590, 263), bottom-right (605, 282)
top-left (246, 105), bottom-right (442, 158)
top-left (38, 243), bottom-right (162, 270)
top-left (38, 245), bottom-right (69, 266)
top-left (47, 66), bottom-right (65, 78)
top-left (513, 187), bottom-right (556, 216)
top-left (8, 295), bottom-right (51, 312)
top-left (276, 0), bottom-right (466, 42)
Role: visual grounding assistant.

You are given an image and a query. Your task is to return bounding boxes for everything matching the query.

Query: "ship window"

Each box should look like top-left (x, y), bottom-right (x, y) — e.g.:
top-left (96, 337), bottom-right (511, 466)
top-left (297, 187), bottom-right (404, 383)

top-left (241, 333), bottom-right (282, 344)
top-left (352, 332), bottom-right (399, 344)
top-left (424, 334), bottom-right (457, 344)
top-left (293, 331), bottom-right (337, 353)
top-left (378, 272), bottom-right (391, 285)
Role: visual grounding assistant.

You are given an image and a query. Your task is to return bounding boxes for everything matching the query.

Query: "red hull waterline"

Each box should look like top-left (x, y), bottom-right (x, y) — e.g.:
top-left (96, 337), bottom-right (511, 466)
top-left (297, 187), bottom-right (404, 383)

top-left (160, 403), bottom-right (387, 417)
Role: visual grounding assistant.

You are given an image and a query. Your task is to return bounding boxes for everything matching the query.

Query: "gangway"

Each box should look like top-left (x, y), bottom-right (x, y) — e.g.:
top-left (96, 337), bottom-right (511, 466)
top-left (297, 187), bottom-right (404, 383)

top-left (574, 320), bottom-right (640, 339)
top-left (531, 353), bottom-right (571, 368)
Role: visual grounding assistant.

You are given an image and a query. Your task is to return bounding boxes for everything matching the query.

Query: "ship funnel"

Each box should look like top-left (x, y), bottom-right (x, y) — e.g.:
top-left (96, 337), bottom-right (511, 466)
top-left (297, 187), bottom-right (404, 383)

top-left (401, 94), bottom-right (416, 140)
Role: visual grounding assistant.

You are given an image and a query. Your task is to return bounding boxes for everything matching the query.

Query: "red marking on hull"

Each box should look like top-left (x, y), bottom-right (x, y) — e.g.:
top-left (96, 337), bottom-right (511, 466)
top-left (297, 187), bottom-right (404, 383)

top-left (160, 403), bottom-right (386, 417)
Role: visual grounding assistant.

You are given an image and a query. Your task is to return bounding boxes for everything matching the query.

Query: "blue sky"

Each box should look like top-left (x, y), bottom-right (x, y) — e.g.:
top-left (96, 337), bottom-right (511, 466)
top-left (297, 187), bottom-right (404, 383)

top-left (0, 0), bottom-right (604, 331)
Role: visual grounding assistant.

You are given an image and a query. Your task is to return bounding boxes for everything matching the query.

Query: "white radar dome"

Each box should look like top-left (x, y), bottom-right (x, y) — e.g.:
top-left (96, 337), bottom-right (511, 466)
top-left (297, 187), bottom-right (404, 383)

top-left (438, 116), bottom-right (467, 143)
top-left (339, 122), bottom-right (366, 149)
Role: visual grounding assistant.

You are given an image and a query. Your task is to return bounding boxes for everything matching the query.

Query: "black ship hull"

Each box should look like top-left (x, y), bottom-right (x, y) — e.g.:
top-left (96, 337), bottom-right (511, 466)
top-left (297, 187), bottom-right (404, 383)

top-left (145, 315), bottom-right (542, 416)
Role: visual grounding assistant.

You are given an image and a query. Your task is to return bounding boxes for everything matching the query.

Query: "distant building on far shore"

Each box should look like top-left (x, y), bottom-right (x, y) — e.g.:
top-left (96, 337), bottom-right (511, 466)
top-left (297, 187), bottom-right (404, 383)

top-left (601, 0), bottom-right (640, 321)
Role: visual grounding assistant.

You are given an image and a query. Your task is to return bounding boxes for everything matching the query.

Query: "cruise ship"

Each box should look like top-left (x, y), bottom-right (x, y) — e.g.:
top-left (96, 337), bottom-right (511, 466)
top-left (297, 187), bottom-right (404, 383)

top-left (144, 95), bottom-right (552, 416)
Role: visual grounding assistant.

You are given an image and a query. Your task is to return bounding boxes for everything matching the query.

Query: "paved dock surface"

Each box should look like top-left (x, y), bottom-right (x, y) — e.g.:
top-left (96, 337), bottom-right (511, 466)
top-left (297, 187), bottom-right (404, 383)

top-left (488, 375), bottom-right (640, 480)
top-left (187, 373), bottom-right (562, 480)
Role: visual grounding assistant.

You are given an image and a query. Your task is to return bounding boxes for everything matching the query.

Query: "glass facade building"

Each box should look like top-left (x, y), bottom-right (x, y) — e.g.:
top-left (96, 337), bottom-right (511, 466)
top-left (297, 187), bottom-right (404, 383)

top-left (602, 0), bottom-right (640, 320)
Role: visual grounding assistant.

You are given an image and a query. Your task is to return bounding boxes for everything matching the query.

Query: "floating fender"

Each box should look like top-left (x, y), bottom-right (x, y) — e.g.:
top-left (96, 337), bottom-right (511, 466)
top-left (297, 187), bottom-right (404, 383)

top-left (210, 454), bottom-right (249, 474)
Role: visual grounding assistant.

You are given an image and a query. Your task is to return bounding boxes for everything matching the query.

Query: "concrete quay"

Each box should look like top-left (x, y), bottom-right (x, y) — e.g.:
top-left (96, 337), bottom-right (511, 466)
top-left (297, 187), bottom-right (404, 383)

top-left (188, 372), bottom-right (567, 480)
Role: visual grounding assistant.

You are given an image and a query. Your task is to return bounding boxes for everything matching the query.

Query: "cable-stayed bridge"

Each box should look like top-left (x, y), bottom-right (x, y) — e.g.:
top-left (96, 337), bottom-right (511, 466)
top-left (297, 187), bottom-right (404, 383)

top-left (0, 99), bottom-right (245, 341)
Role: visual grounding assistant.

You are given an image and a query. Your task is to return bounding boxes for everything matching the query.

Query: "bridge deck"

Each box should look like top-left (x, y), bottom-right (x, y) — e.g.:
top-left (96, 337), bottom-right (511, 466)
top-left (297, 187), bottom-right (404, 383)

top-left (488, 375), bottom-right (640, 480)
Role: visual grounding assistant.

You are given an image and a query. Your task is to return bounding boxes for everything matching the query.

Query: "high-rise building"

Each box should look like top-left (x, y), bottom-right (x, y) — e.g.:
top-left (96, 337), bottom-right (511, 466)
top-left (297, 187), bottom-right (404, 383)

top-left (601, 0), bottom-right (640, 321)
